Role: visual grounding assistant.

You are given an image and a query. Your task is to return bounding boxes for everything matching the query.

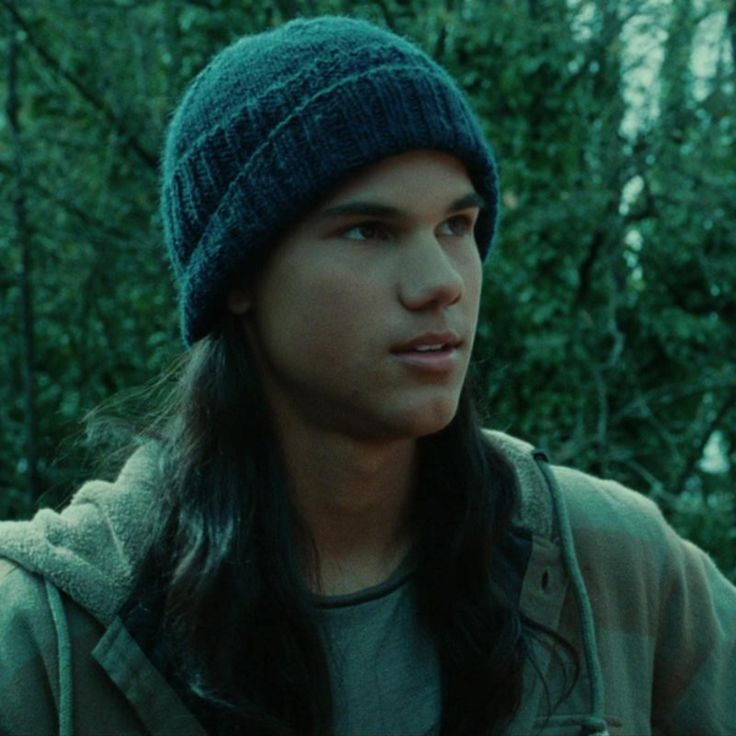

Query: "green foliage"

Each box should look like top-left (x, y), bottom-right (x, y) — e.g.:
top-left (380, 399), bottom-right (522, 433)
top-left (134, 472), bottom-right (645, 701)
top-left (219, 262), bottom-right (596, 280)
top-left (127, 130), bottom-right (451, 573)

top-left (1, 0), bottom-right (734, 579)
top-left (666, 488), bottom-right (736, 580)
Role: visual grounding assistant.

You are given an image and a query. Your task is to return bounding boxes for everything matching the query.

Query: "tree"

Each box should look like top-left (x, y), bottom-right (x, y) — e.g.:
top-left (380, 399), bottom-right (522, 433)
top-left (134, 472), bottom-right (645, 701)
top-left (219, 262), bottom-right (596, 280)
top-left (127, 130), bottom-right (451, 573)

top-left (1, 0), bottom-right (733, 578)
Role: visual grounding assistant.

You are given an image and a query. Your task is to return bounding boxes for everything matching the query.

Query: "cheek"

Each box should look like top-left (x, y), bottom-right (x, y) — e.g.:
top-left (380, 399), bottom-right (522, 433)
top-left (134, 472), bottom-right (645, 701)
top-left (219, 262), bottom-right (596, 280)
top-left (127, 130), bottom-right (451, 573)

top-left (457, 247), bottom-right (483, 313)
top-left (259, 264), bottom-right (383, 364)
top-left (470, 262), bottom-right (483, 312)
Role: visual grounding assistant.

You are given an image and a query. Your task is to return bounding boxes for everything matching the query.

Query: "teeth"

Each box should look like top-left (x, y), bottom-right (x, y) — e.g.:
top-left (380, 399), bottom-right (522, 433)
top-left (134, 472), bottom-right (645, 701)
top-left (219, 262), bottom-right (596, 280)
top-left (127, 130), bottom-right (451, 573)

top-left (414, 344), bottom-right (445, 352)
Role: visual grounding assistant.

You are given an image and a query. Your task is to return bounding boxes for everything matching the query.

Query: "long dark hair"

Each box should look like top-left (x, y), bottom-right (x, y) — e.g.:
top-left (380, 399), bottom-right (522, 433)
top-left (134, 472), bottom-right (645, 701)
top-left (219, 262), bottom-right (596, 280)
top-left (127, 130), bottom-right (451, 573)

top-left (131, 312), bottom-right (547, 735)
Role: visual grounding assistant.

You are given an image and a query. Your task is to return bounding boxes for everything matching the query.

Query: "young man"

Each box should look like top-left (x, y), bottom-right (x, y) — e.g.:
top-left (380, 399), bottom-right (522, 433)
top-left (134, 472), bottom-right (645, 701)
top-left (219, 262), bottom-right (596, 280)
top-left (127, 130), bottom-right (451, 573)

top-left (0, 15), bottom-right (734, 736)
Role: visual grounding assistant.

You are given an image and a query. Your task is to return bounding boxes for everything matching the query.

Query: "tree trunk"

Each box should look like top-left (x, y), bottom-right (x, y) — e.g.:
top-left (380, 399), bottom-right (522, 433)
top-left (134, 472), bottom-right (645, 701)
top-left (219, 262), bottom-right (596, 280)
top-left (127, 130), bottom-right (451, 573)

top-left (728, 0), bottom-right (736, 76)
top-left (6, 6), bottom-right (41, 503)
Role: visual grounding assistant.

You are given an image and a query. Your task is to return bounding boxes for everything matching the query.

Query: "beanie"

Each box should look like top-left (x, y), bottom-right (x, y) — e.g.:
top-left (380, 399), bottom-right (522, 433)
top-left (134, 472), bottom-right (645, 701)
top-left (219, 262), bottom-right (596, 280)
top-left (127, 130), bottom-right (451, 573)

top-left (161, 15), bottom-right (499, 346)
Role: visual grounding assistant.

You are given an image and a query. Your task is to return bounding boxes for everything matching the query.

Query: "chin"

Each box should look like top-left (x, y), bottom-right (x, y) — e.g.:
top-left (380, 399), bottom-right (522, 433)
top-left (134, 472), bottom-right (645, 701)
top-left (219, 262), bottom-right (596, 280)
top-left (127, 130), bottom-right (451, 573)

top-left (398, 395), bottom-right (460, 438)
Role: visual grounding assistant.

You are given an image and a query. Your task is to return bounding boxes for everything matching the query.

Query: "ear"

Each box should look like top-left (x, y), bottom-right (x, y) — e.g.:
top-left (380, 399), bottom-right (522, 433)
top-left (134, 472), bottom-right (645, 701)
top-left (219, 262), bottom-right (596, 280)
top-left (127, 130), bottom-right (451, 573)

top-left (227, 287), bottom-right (253, 315)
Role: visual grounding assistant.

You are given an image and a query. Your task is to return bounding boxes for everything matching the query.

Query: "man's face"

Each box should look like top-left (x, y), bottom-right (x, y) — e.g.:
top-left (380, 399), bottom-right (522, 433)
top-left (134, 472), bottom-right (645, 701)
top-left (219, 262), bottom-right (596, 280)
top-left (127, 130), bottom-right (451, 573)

top-left (230, 149), bottom-right (484, 441)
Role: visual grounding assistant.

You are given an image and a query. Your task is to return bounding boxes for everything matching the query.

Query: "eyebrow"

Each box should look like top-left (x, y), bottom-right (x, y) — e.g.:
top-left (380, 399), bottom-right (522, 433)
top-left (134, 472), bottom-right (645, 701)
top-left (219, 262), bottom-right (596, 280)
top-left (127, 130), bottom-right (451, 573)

top-left (317, 191), bottom-right (487, 220)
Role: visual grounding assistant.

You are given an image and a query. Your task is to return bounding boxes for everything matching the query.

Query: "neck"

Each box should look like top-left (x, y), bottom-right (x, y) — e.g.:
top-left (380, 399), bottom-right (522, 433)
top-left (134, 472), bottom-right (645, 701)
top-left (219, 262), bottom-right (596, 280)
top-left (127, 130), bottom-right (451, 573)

top-left (273, 418), bottom-right (419, 596)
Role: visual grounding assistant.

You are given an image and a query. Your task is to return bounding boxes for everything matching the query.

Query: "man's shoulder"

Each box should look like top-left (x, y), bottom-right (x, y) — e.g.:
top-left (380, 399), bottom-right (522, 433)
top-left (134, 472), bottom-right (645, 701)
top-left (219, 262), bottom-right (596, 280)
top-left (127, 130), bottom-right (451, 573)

top-left (0, 563), bottom-right (60, 733)
top-left (550, 462), bottom-right (667, 541)
top-left (0, 559), bottom-right (59, 700)
top-left (0, 558), bottom-right (51, 624)
top-left (547, 462), bottom-right (695, 603)
top-left (0, 443), bottom-right (162, 626)
top-left (482, 428), bottom-right (671, 548)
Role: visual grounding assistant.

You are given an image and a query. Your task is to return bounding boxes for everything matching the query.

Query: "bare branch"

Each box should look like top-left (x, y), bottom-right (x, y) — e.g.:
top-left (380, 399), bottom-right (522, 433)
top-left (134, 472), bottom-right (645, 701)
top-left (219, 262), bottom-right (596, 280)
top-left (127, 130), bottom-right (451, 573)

top-left (613, 380), bottom-right (736, 423)
top-left (0, 0), bottom-right (158, 170)
top-left (0, 159), bottom-right (140, 243)
top-left (674, 389), bottom-right (736, 496)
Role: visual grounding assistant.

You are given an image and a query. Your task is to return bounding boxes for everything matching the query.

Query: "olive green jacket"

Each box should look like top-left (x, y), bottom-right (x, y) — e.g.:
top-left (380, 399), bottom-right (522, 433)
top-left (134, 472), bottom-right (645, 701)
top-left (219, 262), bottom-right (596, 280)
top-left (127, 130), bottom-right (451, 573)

top-left (0, 432), bottom-right (734, 735)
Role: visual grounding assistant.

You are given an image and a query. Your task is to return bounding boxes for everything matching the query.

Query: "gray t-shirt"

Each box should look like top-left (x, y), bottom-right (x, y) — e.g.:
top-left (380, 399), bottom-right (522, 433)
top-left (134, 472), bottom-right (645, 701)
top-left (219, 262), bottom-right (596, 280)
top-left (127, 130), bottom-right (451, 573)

top-left (314, 553), bottom-right (442, 736)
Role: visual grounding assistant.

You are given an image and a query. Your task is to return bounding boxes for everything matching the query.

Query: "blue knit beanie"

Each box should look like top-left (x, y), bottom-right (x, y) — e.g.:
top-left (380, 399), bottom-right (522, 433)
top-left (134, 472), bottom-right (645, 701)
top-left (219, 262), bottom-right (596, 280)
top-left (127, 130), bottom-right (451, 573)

top-left (161, 15), bottom-right (499, 346)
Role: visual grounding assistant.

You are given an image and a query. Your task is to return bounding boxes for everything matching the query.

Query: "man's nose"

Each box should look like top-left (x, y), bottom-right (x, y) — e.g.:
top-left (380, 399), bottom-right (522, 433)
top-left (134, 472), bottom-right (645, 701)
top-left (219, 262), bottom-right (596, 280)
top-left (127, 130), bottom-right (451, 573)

top-left (398, 232), bottom-right (464, 310)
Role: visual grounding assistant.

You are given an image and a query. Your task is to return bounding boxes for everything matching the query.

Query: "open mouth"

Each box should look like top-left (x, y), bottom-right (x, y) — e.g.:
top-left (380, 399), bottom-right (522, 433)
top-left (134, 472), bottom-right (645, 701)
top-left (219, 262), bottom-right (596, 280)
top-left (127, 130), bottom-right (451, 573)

top-left (392, 344), bottom-right (459, 372)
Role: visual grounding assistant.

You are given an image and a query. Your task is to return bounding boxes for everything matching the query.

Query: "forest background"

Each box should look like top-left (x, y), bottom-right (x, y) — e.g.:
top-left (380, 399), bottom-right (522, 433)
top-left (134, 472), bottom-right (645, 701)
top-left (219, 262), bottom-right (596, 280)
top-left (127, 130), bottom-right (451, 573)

top-left (1, 0), bottom-right (734, 581)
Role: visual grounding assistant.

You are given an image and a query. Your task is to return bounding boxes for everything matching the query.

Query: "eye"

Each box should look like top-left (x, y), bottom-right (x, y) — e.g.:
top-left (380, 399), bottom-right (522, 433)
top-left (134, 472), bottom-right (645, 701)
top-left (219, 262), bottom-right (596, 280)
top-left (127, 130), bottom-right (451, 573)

top-left (341, 221), bottom-right (393, 242)
top-left (438, 215), bottom-right (474, 237)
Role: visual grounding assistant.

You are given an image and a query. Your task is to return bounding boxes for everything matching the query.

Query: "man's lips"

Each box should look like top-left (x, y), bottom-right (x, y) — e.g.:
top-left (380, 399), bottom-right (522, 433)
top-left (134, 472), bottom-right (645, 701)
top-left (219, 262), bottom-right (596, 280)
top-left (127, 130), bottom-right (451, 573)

top-left (391, 330), bottom-right (463, 354)
top-left (391, 344), bottom-right (461, 373)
